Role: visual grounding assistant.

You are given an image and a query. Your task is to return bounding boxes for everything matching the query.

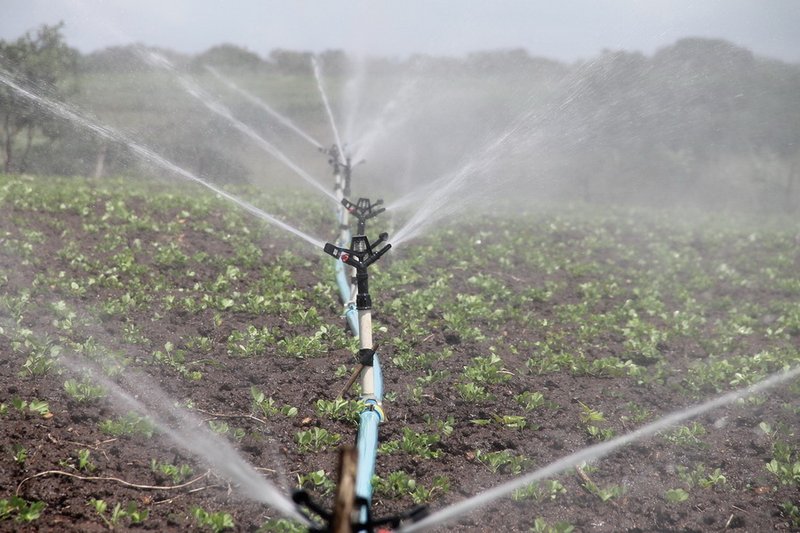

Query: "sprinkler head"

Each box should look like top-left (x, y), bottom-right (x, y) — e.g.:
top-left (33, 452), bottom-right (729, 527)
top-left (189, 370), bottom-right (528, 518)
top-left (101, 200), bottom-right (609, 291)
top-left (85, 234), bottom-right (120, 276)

top-left (322, 233), bottom-right (391, 271)
top-left (342, 197), bottom-right (385, 235)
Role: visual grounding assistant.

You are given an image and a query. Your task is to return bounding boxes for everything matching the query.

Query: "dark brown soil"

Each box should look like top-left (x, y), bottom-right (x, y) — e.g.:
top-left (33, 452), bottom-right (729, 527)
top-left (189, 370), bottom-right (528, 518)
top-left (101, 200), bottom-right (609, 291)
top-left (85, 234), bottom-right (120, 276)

top-left (1, 179), bottom-right (798, 532)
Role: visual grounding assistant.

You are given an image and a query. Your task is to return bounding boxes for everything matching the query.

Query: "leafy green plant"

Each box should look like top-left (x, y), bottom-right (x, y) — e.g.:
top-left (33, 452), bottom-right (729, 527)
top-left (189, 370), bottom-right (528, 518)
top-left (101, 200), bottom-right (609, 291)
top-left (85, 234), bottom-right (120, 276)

top-left (664, 488), bottom-right (690, 503)
top-left (64, 378), bottom-right (106, 403)
top-left (664, 422), bottom-right (707, 447)
top-left (227, 325), bottom-right (275, 357)
top-left (583, 479), bottom-right (626, 502)
top-left (530, 517), bottom-right (575, 533)
top-left (474, 449), bottom-right (529, 474)
top-left (314, 397), bottom-right (362, 424)
top-left (76, 449), bottom-right (95, 472)
top-left (151, 459), bottom-right (193, 484)
top-left (780, 501), bottom-right (800, 528)
top-left (676, 464), bottom-right (727, 489)
top-left (766, 441), bottom-right (800, 486)
top-left (380, 428), bottom-right (441, 459)
top-left (88, 498), bottom-right (149, 528)
top-left (297, 469), bottom-right (335, 496)
top-left (191, 506), bottom-right (234, 532)
top-left (0, 496), bottom-right (46, 523)
top-left (512, 480), bottom-right (567, 502)
top-left (11, 444), bottom-right (27, 466)
top-left (99, 412), bottom-right (156, 438)
top-left (372, 470), bottom-right (450, 503)
top-left (463, 354), bottom-right (512, 384)
top-left (515, 391), bottom-right (546, 411)
top-left (455, 382), bottom-right (494, 402)
top-left (295, 428), bottom-right (341, 453)
top-left (251, 387), bottom-right (297, 418)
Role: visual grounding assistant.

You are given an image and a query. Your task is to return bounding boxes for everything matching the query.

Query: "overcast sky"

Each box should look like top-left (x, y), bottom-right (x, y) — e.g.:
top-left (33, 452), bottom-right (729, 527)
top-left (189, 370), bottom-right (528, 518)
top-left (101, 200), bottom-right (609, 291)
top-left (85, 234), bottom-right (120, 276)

top-left (1, 0), bottom-right (799, 63)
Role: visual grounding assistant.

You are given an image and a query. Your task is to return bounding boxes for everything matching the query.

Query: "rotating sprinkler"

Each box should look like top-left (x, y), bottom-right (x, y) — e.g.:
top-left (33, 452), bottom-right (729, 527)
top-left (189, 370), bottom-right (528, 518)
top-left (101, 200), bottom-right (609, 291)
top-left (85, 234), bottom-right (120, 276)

top-left (322, 143), bottom-right (353, 198)
top-left (333, 196), bottom-right (386, 336)
top-left (291, 228), bottom-right (428, 532)
top-left (342, 197), bottom-right (385, 235)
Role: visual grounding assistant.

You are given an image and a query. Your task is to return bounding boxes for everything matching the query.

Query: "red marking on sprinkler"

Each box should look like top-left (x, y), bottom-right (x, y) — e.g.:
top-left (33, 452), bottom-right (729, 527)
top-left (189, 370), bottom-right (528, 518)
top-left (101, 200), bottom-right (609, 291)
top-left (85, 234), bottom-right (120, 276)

top-left (340, 253), bottom-right (350, 263)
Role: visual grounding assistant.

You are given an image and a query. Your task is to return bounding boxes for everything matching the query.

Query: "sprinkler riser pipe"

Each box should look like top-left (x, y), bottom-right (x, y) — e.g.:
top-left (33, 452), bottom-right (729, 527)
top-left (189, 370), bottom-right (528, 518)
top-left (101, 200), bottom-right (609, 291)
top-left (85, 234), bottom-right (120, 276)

top-left (358, 310), bottom-right (373, 351)
top-left (355, 270), bottom-right (371, 310)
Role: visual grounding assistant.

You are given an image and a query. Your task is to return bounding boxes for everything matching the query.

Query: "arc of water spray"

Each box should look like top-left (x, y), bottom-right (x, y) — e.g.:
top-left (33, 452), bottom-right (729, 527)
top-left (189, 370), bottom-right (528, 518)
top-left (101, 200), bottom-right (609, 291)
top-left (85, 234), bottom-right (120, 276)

top-left (0, 68), bottom-right (325, 250)
top-left (142, 51), bottom-right (337, 204)
top-left (311, 56), bottom-right (345, 162)
top-left (205, 65), bottom-right (323, 150)
top-left (401, 366), bottom-right (800, 532)
top-left (57, 355), bottom-right (308, 524)
top-left (387, 58), bottom-right (621, 249)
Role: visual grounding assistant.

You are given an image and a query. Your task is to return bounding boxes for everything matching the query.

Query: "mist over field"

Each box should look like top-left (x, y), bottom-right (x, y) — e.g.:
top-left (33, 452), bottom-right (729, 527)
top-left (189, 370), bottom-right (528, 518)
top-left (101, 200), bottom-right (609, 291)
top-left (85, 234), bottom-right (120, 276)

top-left (1, 22), bottom-right (799, 217)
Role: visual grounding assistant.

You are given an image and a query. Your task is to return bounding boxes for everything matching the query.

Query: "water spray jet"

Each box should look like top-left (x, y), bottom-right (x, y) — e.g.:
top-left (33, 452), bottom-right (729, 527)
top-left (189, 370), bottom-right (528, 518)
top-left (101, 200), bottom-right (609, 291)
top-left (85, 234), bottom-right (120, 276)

top-left (206, 65), bottom-right (324, 150)
top-left (0, 67), bottom-right (326, 250)
top-left (140, 50), bottom-right (338, 204)
top-left (400, 365), bottom-right (800, 532)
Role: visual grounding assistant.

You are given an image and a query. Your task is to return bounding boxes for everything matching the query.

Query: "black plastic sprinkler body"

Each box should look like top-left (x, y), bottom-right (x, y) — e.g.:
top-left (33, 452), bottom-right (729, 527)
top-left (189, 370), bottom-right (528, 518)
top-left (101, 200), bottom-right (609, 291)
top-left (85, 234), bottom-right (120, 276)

top-left (342, 197), bottom-right (385, 235)
top-left (323, 144), bottom-right (353, 197)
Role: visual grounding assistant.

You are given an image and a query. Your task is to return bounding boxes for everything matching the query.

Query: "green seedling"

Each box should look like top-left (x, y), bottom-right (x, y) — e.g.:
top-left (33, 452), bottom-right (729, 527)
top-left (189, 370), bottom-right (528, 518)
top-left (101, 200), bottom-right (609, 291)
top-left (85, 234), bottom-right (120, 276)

top-left (372, 471), bottom-right (450, 504)
top-left (191, 506), bottom-right (234, 532)
top-left (295, 428), bottom-right (341, 453)
top-left (0, 496), bottom-right (46, 523)
top-left (11, 444), bottom-right (28, 465)
top-left (463, 354), bottom-right (512, 384)
top-left (455, 382), bottom-right (494, 402)
top-left (88, 498), bottom-right (149, 528)
top-left (474, 449), bottom-right (529, 475)
top-left (664, 422), bottom-right (707, 447)
top-left (64, 378), bottom-right (106, 403)
top-left (150, 459), bottom-right (193, 484)
top-left (515, 391), bottom-right (546, 411)
top-left (297, 469), bottom-right (335, 496)
top-left (99, 412), bottom-right (156, 438)
top-left (380, 428), bottom-right (441, 459)
top-left (76, 449), bottom-right (95, 472)
top-left (664, 488), bottom-right (690, 503)
top-left (314, 398), bottom-right (362, 424)
top-left (512, 480), bottom-right (567, 502)
top-left (530, 517), bottom-right (575, 533)
top-left (250, 388), bottom-right (298, 419)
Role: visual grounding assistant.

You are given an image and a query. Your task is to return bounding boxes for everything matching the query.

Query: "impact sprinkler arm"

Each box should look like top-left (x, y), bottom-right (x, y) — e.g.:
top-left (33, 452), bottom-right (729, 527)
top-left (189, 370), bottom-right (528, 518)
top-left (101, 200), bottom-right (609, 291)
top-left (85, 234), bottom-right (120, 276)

top-left (342, 197), bottom-right (385, 235)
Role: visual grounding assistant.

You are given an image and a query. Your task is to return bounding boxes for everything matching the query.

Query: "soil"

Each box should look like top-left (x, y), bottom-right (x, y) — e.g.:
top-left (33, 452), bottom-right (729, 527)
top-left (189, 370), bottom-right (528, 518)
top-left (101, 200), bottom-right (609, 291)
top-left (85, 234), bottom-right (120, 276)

top-left (1, 182), bottom-right (799, 532)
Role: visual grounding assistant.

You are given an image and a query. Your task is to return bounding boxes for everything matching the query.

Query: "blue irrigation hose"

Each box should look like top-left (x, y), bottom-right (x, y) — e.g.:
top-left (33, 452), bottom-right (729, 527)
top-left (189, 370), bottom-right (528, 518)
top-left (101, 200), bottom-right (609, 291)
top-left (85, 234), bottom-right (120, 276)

top-left (356, 354), bottom-right (384, 528)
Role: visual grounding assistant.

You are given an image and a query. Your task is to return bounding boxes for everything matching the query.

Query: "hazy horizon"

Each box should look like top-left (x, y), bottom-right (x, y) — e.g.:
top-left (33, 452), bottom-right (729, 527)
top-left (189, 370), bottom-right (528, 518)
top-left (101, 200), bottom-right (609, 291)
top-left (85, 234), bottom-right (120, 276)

top-left (1, 1), bottom-right (799, 64)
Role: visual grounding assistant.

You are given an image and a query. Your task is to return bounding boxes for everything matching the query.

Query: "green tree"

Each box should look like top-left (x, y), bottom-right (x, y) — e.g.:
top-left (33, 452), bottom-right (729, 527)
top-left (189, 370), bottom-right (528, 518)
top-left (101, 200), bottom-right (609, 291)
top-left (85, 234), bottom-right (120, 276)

top-left (0, 22), bottom-right (79, 173)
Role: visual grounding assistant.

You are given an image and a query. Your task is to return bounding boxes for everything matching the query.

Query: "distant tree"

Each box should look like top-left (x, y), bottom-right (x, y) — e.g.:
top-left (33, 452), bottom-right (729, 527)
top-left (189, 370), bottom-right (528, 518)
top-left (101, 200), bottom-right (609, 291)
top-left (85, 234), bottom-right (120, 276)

top-left (318, 49), bottom-right (348, 76)
top-left (192, 44), bottom-right (266, 71)
top-left (80, 45), bottom-right (151, 73)
top-left (0, 22), bottom-right (79, 173)
top-left (268, 49), bottom-right (313, 75)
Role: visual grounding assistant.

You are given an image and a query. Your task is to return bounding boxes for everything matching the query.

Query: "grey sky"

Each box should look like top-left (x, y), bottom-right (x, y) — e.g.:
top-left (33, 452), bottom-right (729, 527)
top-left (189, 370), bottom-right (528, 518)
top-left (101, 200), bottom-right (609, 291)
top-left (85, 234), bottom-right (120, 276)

top-left (1, 0), bottom-right (799, 63)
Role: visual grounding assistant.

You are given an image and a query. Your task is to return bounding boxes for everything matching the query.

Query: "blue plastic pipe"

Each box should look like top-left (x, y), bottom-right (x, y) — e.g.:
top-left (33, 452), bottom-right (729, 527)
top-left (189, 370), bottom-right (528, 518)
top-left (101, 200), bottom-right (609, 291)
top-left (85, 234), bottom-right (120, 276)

top-left (356, 354), bottom-right (384, 528)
